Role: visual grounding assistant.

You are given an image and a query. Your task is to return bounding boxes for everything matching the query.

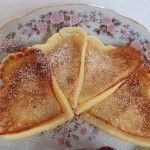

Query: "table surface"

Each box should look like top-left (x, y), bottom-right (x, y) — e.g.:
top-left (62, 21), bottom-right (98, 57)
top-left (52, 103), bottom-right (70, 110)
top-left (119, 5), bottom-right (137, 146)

top-left (0, 0), bottom-right (150, 31)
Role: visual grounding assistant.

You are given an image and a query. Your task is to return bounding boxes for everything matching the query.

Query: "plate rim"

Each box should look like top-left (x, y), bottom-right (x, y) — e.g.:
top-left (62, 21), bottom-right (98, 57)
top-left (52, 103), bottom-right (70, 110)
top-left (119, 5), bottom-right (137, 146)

top-left (0, 2), bottom-right (150, 35)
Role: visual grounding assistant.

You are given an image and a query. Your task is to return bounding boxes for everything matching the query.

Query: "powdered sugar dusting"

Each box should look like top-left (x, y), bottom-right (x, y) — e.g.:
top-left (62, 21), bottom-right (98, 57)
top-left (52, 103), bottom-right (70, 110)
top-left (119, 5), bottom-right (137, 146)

top-left (91, 69), bottom-right (150, 138)
top-left (79, 46), bottom-right (137, 103)
top-left (0, 49), bottom-right (62, 132)
top-left (48, 39), bottom-right (81, 97)
top-left (7, 50), bottom-right (51, 97)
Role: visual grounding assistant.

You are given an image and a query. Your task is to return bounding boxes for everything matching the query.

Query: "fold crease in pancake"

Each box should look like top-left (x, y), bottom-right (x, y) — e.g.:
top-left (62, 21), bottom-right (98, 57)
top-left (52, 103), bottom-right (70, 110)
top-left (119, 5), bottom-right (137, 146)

top-left (33, 27), bottom-right (87, 108)
top-left (81, 65), bottom-right (150, 147)
top-left (0, 48), bottom-right (73, 139)
top-left (76, 36), bottom-right (144, 114)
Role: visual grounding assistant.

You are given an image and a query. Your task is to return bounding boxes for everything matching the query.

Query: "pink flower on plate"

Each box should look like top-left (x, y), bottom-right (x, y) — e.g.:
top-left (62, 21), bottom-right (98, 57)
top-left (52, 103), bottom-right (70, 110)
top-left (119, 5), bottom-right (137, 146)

top-left (130, 40), bottom-right (143, 49)
top-left (121, 28), bottom-right (129, 35)
top-left (1, 39), bottom-right (13, 48)
top-left (122, 37), bottom-right (129, 43)
top-left (36, 21), bottom-right (47, 32)
top-left (0, 37), bottom-right (21, 50)
top-left (20, 26), bottom-right (31, 35)
top-left (57, 137), bottom-right (65, 145)
top-left (101, 16), bottom-right (111, 26)
top-left (51, 12), bottom-right (64, 24)
top-left (0, 39), bottom-right (7, 49)
top-left (80, 128), bottom-right (87, 135)
top-left (70, 15), bottom-right (81, 25)
top-left (107, 24), bottom-right (115, 33)
top-left (44, 15), bottom-right (51, 21)
top-left (144, 43), bottom-right (150, 51)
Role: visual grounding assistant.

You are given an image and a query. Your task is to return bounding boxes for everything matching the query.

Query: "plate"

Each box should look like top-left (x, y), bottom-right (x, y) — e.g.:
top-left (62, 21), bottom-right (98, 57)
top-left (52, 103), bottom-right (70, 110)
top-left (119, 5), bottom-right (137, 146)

top-left (0, 3), bottom-right (150, 150)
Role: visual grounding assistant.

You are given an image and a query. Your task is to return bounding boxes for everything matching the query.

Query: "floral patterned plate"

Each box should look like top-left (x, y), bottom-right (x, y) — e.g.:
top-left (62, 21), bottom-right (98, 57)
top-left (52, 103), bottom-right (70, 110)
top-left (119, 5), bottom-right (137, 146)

top-left (0, 3), bottom-right (150, 150)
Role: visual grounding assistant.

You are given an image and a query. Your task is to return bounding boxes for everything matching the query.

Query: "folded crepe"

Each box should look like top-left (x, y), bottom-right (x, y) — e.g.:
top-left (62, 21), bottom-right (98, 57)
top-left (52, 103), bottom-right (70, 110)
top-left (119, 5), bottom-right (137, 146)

top-left (81, 65), bottom-right (150, 147)
top-left (33, 27), bottom-right (87, 108)
top-left (76, 36), bottom-right (144, 114)
top-left (0, 48), bottom-right (73, 139)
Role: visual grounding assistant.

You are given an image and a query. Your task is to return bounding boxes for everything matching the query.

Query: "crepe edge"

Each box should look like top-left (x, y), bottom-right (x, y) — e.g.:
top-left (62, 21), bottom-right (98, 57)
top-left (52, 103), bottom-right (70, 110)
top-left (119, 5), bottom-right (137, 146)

top-left (81, 112), bottom-right (150, 147)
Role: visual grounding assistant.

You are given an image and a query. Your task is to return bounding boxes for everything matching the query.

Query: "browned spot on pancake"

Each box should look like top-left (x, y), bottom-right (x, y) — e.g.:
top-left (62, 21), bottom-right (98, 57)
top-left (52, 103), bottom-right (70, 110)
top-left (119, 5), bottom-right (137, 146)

top-left (66, 76), bottom-right (75, 85)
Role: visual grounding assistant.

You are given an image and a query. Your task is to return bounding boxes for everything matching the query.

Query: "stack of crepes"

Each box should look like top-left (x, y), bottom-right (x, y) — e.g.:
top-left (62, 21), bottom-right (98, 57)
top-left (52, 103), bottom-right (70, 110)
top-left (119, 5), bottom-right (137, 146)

top-left (0, 27), bottom-right (150, 147)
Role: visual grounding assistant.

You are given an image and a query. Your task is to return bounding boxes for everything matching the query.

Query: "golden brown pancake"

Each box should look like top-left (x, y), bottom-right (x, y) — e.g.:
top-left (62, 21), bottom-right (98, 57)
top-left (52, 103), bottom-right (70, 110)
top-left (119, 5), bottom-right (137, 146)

top-left (0, 48), bottom-right (73, 138)
top-left (33, 27), bottom-right (87, 108)
top-left (76, 36), bottom-right (144, 114)
top-left (81, 65), bottom-right (150, 147)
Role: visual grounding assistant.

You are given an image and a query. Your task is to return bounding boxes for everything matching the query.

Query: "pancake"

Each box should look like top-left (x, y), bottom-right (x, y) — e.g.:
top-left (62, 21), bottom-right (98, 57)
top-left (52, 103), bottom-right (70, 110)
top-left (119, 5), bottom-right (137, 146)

top-left (0, 48), bottom-right (73, 139)
top-left (76, 36), bottom-right (144, 114)
top-left (33, 27), bottom-right (87, 108)
top-left (81, 65), bottom-right (150, 147)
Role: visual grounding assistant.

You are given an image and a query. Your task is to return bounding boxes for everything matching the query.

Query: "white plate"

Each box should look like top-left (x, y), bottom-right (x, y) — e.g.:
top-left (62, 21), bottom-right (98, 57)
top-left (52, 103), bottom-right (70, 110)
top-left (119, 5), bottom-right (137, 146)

top-left (0, 3), bottom-right (150, 150)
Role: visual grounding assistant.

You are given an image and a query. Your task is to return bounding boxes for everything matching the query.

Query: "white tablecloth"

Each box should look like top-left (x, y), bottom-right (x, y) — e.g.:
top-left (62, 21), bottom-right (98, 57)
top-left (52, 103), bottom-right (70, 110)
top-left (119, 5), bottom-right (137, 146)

top-left (0, 0), bottom-right (150, 31)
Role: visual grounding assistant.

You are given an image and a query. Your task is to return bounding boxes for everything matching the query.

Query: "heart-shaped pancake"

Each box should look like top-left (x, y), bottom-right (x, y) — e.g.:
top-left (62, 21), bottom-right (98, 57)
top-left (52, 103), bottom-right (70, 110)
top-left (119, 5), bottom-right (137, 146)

top-left (81, 65), bottom-right (150, 147)
top-left (33, 27), bottom-right (87, 108)
top-left (76, 36), bottom-right (143, 114)
top-left (0, 48), bottom-right (73, 139)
